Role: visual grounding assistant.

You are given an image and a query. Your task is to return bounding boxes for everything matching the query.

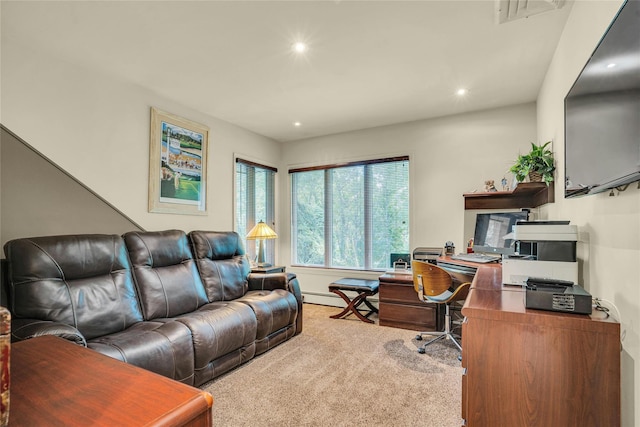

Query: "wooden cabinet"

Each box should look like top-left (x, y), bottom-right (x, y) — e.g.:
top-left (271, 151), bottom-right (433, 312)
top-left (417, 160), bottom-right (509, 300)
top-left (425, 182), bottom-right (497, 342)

top-left (378, 272), bottom-right (441, 331)
top-left (378, 261), bottom-right (477, 332)
top-left (10, 336), bottom-right (213, 427)
top-left (463, 181), bottom-right (554, 210)
top-left (461, 268), bottom-right (620, 426)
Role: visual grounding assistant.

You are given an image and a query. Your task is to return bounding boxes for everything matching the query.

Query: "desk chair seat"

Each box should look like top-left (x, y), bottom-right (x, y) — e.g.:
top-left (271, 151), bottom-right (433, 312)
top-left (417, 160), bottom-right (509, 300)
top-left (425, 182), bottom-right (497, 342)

top-left (412, 261), bottom-right (470, 354)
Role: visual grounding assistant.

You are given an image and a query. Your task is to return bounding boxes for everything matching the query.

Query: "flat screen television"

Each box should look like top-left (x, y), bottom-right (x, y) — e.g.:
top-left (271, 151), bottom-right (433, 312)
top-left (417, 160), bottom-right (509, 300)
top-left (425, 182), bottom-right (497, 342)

top-left (473, 211), bottom-right (529, 256)
top-left (564, 0), bottom-right (640, 198)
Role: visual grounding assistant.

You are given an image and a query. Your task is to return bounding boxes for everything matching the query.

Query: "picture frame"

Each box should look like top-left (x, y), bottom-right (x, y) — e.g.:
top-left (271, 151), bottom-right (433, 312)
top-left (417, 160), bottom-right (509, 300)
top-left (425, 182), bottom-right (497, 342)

top-left (148, 107), bottom-right (208, 215)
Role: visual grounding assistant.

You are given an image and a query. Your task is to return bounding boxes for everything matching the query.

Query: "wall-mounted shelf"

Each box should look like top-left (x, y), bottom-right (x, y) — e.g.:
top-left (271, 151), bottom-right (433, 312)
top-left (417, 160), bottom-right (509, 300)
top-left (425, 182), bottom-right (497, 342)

top-left (463, 181), bottom-right (554, 210)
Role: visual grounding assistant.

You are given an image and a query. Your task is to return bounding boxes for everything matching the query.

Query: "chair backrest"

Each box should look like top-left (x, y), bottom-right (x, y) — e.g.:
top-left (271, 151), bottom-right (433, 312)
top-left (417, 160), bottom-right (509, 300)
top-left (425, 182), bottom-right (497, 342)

top-left (412, 260), bottom-right (452, 298)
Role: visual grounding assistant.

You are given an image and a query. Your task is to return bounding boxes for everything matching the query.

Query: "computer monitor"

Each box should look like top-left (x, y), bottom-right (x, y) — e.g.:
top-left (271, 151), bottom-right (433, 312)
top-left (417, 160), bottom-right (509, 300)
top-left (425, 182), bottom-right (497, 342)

top-left (472, 211), bottom-right (528, 256)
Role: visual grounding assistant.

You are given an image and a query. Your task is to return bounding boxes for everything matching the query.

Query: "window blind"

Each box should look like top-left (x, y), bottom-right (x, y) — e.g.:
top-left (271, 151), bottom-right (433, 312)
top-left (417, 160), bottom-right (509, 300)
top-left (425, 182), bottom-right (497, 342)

top-left (235, 158), bottom-right (276, 264)
top-left (291, 156), bottom-right (409, 270)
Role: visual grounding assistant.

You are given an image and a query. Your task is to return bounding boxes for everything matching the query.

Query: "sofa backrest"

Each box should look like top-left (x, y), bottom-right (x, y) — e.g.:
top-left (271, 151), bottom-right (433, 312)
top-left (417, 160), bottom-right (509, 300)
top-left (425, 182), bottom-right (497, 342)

top-left (3, 234), bottom-right (143, 339)
top-left (123, 230), bottom-right (208, 319)
top-left (189, 231), bottom-right (251, 302)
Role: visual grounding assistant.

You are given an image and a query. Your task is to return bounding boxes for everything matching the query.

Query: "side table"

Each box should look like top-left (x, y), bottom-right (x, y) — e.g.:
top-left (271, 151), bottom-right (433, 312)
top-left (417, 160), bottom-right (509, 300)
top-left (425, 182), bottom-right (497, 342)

top-left (251, 265), bottom-right (286, 274)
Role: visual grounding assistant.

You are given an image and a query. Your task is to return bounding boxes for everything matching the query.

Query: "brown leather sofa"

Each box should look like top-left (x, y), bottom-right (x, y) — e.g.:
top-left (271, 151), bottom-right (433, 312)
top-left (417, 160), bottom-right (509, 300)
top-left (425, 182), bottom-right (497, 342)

top-left (3, 230), bottom-right (302, 387)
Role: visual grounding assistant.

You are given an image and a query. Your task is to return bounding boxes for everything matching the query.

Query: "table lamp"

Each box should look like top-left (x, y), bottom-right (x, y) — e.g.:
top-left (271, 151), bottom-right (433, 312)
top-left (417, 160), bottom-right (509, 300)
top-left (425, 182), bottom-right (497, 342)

top-left (245, 220), bottom-right (278, 267)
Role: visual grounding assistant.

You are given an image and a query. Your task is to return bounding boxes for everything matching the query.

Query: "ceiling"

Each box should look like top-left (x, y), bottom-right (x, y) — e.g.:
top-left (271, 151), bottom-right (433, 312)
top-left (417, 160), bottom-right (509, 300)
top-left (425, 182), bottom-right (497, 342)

top-left (1, 0), bottom-right (574, 142)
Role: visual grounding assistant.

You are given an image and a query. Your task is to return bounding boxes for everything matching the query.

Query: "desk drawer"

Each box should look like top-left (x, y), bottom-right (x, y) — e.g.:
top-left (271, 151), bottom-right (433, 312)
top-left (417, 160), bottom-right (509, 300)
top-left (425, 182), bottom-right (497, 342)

top-left (379, 302), bottom-right (438, 331)
top-left (379, 282), bottom-right (422, 305)
top-left (461, 368), bottom-right (467, 422)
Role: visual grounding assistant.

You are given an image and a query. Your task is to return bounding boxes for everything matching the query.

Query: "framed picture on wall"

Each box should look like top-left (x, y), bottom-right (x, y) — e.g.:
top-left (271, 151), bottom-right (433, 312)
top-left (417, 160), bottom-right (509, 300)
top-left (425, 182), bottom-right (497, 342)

top-left (148, 107), bottom-right (209, 215)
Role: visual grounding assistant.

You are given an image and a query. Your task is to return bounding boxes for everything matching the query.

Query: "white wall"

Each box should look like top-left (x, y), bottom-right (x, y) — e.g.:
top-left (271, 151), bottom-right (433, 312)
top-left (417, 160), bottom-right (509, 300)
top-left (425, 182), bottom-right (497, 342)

top-left (537, 1), bottom-right (638, 425)
top-left (4, 4), bottom-right (633, 422)
top-left (281, 103), bottom-right (537, 305)
top-left (0, 39), bottom-right (282, 234)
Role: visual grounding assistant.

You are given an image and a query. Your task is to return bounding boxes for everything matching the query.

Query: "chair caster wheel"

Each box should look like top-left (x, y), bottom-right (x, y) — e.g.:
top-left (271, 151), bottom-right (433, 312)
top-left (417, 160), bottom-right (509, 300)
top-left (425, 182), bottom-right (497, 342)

top-left (415, 335), bottom-right (423, 341)
top-left (418, 348), bottom-right (426, 354)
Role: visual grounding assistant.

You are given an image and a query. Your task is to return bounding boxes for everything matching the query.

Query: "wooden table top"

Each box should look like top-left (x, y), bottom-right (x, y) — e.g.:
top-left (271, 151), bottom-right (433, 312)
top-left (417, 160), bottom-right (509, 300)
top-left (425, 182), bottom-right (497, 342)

top-left (10, 336), bottom-right (213, 427)
top-left (461, 262), bottom-right (619, 335)
top-left (378, 257), bottom-right (618, 334)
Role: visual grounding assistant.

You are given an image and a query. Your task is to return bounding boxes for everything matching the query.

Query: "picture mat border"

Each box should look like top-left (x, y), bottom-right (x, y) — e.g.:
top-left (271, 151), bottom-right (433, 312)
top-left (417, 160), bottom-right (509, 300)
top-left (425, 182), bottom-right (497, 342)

top-left (148, 107), bottom-right (209, 215)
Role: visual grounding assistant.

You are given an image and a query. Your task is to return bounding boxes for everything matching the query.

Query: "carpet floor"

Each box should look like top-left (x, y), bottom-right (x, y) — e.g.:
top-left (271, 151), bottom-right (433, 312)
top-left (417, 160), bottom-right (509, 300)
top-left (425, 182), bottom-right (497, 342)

top-left (202, 303), bottom-right (463, 426)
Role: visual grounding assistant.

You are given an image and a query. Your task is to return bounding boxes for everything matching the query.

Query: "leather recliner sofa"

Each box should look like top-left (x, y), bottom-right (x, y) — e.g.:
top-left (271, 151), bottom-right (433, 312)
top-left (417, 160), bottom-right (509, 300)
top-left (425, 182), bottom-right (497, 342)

top-left (3, 230), bottom-right (302, 387)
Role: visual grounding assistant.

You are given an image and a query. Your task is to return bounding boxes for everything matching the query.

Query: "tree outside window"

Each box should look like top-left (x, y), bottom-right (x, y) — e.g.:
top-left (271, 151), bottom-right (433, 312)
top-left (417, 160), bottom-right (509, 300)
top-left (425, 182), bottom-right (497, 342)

top-left (235, 158), bottom-right (276, 265)
top-left (291, 157), bottom-right (409, 270)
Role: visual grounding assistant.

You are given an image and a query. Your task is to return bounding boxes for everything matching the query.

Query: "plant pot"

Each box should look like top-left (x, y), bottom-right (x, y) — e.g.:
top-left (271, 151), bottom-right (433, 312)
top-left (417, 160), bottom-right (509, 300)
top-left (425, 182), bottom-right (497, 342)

top-left (529, 171), bottom-right (543, 182)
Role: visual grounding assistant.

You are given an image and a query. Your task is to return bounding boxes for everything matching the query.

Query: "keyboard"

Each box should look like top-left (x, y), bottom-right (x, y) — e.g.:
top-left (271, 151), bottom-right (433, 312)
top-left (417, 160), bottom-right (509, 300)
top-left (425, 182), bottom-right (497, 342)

top-left (450, 253), bottom-right (501, 263)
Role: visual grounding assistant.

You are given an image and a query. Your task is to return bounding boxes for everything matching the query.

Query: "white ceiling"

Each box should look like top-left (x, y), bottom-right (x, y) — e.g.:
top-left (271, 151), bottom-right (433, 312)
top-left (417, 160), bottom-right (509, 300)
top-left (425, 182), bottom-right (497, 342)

top-left (1, 0), bottom-right (573, 142)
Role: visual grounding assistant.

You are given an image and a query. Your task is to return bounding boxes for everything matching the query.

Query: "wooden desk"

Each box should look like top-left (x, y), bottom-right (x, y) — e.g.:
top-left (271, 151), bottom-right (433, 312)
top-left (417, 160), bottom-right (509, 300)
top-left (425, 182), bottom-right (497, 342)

top-left (10, 336), bottom-right (213, 427)
top-left (378, 262), bottom-right (477, 331)
top-left (459, 260), bottom-right (620, 427)
top-left (378, 271), bottom-right (441, 331)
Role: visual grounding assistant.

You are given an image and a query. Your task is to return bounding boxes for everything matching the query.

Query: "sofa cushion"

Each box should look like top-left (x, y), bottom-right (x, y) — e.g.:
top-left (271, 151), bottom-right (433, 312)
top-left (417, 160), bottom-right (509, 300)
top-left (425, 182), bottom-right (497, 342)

top-left (88, 320), bottom-right (195, 385)
top-left (237, 290), bottom-right (298, 355)
top-left (173, 301), bottom-right (257, 385)
top-left (124, 230), bottom-right (208, 320)
top-left (189, 231), bottom-right (251, 301)
top-left (3, 234), bottom-right (143, 340)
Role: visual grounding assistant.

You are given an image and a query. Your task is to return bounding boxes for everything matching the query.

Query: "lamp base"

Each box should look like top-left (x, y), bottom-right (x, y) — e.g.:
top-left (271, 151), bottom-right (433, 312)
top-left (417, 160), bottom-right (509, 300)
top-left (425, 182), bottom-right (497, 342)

top-left (256, 239), bottom-right (271, 268)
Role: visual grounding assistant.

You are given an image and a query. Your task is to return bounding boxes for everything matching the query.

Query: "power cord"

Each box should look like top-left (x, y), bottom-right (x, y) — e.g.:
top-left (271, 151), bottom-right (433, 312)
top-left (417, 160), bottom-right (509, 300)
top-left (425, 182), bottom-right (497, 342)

top-left (593, 297), bottom-right (626, 344)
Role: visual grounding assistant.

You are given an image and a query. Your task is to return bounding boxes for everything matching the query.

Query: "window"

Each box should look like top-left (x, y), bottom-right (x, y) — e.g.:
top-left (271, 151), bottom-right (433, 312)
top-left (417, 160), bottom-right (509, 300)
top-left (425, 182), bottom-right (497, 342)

top-left (235, 158), bottom-right (276, 264)
top-left (290, 156), bottom-right (409, 270)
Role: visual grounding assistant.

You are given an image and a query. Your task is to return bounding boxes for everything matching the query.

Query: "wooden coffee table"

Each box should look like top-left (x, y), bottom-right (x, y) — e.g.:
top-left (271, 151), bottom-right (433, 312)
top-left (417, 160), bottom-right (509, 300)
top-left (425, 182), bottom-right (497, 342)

top-left (9, 335), bottom-right (213, 426)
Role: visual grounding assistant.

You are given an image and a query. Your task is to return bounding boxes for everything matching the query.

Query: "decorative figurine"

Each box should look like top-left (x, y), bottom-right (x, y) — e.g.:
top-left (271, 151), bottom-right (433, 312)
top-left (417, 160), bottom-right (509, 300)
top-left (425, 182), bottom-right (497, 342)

top-left (484, 180), bottom-right (498, 192)
top-left (501, 176), bottom-right (509, 191)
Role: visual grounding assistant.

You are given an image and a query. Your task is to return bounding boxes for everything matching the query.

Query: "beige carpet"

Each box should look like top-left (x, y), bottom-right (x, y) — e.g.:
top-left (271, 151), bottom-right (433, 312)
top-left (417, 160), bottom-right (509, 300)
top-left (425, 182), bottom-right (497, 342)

top-left (202, 303), bottom-right (463, 426)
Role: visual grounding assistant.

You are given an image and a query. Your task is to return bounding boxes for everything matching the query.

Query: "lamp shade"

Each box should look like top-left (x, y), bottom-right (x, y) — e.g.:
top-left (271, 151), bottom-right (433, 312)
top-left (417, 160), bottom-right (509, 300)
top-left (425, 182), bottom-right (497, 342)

top-left (246, 221), bottom-right (278, 240)
top-left (246, 221), bottom-right (277, 267)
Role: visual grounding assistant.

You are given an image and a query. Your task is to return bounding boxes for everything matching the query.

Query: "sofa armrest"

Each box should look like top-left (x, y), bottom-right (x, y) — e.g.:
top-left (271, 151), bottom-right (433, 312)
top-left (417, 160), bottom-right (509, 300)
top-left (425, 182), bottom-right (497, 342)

top-left (284, 273), bottom-right (302, 303)
top-left (11, 318), bottom-right (87, 346)
top-left (247, 272), bottom-right (288, 291)
top-left (284, 273), bottom-right (303, 335)
top-left (247, 272), bottom-right (303, 335)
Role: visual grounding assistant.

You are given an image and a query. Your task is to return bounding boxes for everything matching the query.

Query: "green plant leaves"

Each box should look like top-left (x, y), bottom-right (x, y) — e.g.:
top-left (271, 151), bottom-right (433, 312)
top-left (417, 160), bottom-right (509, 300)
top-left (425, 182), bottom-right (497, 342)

top-left (509, 141), bottom-right (555, 184)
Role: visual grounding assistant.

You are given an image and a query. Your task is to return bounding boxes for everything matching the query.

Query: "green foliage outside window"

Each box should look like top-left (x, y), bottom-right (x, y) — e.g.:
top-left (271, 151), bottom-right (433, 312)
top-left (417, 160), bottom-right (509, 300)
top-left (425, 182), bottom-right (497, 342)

top-left (292, 158), bottom-right (409, 270)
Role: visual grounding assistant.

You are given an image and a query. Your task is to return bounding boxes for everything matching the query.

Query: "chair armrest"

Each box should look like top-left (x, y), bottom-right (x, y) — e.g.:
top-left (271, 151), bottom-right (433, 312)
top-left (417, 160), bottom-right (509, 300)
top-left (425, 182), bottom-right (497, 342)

top-left (450, 282), bottom-right (471, 301)
top-left (11, 318), bottom-right (87, 346)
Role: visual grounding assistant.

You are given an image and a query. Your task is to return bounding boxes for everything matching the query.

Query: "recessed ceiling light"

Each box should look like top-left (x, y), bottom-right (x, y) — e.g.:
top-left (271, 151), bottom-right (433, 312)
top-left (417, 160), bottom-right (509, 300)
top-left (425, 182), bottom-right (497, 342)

top-left (293, 42), bottom-right (307, 53)
top-left (293, 121), bottom-right (302, 127)
top-left (607, 63), bottom-right (617, 68)
top-left (456, 88), bottom-right (468, 96)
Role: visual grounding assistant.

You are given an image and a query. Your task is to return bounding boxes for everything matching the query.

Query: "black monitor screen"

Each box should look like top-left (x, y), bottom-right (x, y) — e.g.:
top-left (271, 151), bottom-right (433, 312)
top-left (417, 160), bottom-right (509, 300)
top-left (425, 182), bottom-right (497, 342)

top-left (473, 212), bottom-right (528, 255)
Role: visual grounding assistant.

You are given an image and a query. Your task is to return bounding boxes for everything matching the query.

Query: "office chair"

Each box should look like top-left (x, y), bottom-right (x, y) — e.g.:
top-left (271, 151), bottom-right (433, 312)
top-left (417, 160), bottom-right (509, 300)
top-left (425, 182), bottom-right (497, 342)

top-left (412, 260), bottom-right (471, 354)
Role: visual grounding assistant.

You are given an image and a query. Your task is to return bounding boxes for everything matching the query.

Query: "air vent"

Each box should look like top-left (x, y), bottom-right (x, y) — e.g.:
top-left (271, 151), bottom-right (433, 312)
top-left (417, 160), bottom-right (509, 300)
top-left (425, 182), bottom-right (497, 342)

top-left (496, 0), bottom-right (565, 24)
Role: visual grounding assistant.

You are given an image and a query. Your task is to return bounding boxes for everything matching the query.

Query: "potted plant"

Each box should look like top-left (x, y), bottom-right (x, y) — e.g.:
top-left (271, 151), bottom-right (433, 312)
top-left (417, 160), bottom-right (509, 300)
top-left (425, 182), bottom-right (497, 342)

top-left (509, 141), bottom-right (555, 184)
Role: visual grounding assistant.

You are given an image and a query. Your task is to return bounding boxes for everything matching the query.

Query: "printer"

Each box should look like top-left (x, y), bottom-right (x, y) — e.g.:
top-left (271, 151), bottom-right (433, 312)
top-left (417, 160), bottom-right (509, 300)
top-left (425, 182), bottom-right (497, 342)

top-left (413, 247), bottom-right (443, 265)
top-left (502, 221), bottom-right (578, 286)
